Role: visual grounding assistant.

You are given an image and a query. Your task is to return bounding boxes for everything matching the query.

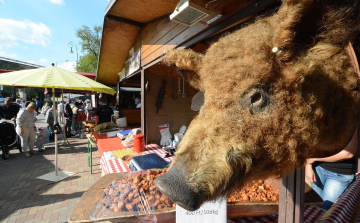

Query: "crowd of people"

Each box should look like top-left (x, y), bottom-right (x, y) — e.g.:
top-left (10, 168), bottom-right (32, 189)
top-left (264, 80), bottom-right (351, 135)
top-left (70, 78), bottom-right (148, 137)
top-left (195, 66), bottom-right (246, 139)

top-left (0, 97), bottom-right (94, 157)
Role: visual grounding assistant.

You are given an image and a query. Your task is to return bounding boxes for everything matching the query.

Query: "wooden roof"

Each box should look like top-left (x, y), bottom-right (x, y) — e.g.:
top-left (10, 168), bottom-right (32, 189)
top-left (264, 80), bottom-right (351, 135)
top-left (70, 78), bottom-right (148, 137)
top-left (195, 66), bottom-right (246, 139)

top-left (97, 0), bottom-right (179, 86)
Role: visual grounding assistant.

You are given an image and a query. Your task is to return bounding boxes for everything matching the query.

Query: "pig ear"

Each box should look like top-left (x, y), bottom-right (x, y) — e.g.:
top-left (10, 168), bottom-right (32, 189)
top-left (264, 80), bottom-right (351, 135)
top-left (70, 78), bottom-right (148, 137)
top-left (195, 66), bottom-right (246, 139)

top-left (273, 0), bottom-right (360, 64)
top-left (163, 48), bottom-right (204, 91)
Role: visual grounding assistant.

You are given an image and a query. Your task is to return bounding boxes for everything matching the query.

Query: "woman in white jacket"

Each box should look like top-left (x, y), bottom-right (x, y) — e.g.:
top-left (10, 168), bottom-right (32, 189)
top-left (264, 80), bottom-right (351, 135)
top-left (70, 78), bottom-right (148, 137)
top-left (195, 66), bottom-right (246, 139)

top-left (16, 102), bottom-right (37, 157)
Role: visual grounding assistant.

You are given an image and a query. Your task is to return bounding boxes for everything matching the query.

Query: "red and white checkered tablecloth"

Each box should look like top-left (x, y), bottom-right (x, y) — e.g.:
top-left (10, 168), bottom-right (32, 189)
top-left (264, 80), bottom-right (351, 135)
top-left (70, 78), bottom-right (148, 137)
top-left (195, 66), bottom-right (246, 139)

top-left (100, 144), bottom-right (174, 174)
top-left (319, 173), bottom-right (360, 223)
top-left (227, 205), bottom-right (325, 223)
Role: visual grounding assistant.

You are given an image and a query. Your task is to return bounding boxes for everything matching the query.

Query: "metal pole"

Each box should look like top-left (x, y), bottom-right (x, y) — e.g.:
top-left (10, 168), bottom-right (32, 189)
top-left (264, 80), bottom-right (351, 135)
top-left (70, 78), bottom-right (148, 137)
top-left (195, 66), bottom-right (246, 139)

top-left (52, 87), bottom-right (58, 176)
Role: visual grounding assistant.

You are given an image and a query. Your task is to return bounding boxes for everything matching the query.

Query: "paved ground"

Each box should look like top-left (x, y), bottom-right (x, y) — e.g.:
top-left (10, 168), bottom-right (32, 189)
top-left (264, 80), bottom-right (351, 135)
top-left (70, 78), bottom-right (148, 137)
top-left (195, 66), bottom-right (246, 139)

top-left (0, 115), bottom-right (102, 223)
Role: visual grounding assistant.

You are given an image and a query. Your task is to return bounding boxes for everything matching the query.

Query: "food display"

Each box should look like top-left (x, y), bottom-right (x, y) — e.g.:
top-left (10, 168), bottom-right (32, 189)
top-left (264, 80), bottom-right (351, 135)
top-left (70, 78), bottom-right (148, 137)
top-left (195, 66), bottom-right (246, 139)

top-left (121, 154), bottom-right (139, 163)
top-left (112, 148), bottom-right (134, 159)
top-left (94, 122), bottom-right (118, 132)
top-left (227, 180), bottom-right (279, 202)
top-left (98, 169), bottom-right (174, 214)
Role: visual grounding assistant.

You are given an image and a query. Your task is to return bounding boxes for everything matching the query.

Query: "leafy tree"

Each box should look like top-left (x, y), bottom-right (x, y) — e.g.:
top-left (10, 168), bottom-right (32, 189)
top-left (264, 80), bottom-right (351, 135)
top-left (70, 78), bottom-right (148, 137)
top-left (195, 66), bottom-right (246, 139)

top-left (76, 25), bottom-right (102, 73)
top-left (77, 53), bottom-right (98, 73)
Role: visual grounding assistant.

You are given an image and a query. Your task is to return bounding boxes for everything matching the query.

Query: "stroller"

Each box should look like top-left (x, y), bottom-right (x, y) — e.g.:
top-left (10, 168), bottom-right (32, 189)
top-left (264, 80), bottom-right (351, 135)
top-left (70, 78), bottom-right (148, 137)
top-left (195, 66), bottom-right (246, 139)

top-left (0, 120), bottom-right (22, 159)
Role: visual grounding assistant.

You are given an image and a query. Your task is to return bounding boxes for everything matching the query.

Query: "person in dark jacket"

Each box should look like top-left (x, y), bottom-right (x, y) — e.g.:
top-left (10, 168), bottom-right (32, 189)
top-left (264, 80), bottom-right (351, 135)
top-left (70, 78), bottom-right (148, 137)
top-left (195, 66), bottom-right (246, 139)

top-left (94, 98), bottom-right (114, 125)
top-left (0, 97), bottom-right (20, 121)
top-left (64, 99), bottom-right (74, 137)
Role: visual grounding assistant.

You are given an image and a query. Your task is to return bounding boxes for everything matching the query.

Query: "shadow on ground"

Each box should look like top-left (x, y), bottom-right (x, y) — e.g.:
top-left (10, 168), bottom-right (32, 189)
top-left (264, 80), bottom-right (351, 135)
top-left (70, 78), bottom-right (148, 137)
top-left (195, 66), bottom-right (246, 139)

top-left (0, 115), bottom-right (102, 222)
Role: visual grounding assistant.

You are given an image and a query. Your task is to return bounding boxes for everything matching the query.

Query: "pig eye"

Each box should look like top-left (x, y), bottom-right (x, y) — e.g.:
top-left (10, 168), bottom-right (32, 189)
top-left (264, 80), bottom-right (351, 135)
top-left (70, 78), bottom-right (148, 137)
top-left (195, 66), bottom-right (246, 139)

top-left (242, 88), bottom-right (269, 114)
top-left (251, 93), bottom-right (262, 104)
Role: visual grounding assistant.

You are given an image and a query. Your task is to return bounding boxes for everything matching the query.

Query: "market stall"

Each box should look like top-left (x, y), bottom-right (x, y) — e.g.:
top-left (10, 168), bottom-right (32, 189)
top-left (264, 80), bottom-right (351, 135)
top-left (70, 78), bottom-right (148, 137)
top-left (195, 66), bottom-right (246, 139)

top-left (87, 0), bottom-right (360, 222)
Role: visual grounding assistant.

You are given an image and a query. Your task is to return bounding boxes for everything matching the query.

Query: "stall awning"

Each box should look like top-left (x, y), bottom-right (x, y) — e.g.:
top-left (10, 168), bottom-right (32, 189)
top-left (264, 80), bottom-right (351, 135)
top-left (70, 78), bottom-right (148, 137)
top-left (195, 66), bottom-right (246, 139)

top-left (96, 0), bottom-right (179, 86)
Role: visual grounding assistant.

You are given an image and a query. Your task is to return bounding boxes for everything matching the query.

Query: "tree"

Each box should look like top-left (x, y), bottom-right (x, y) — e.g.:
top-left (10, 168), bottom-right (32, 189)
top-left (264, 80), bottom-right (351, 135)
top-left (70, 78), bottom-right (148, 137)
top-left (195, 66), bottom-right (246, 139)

top-left (77, 53), bottom-right (98, 73)
top-left (76, 25), bottom-right (102, 73)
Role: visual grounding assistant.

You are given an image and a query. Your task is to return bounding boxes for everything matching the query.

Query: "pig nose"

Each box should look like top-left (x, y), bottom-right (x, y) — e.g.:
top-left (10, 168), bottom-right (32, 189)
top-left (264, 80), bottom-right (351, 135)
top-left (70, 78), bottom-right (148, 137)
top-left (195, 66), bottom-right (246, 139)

top-left (155, 163), bottom-right (203, 211)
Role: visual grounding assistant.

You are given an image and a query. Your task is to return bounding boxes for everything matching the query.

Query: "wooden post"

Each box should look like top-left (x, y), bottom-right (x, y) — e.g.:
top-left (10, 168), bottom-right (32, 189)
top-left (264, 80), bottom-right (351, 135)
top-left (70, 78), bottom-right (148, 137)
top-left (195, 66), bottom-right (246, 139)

top-left (357, 121), bottom-right (360, 173)
top-left (278, 168), bottom-right (305, 223)
top-left (141, 69), bottom-right (146, 143)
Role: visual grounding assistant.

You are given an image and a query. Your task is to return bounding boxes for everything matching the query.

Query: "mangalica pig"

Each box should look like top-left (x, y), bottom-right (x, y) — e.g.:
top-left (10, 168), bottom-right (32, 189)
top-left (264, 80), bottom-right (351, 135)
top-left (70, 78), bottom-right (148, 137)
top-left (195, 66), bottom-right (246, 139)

top-left (155, 0), bottom-right (360, 211)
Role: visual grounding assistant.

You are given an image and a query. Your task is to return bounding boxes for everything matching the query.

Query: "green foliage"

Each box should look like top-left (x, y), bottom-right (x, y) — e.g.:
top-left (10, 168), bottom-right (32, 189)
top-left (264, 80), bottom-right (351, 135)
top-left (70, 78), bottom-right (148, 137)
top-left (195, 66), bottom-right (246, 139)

top-left (1, 86), bottom-right (14, 97)
top-left (75, 25), bottom-right (102, 73)
top-left (77, 53), bottom-right (98, 73)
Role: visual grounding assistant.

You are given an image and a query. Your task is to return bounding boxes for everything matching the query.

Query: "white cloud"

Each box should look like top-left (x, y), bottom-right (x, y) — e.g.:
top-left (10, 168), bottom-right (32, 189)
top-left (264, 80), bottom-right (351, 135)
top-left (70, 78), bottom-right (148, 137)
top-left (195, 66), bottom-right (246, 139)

top-left (50, 0), bottom-right (65, 5)
top-left (26, 61), bottom-right (35, 64)
top-left (57, 61), bottom-right (76, 72)
top-left (23, 46), bottom-right (28, 49)
top-left (0, 0), bottom-right (5, 4)
top-left (0, 18), bottom-right (51, 48)
top-left (54, 47), bottom-right (60, 51)
top-left (40, 59), bottom-right (48, 63)
top-left (0, 51), bottom-right (17, 58)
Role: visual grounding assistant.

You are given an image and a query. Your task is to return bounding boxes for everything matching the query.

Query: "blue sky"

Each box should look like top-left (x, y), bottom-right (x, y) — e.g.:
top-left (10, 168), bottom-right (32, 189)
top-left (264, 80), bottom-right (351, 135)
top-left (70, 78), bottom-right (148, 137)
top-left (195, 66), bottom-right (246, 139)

top-left (0, 0), bottom-right (110, 72)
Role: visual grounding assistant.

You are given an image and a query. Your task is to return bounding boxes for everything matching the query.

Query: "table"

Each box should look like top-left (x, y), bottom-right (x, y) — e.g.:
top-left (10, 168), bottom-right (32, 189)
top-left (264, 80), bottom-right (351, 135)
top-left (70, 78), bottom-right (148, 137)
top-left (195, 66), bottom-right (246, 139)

top-left (92, 131), bottom-right (173, 175)
top-left (100, 144), bottom-right (174, 174)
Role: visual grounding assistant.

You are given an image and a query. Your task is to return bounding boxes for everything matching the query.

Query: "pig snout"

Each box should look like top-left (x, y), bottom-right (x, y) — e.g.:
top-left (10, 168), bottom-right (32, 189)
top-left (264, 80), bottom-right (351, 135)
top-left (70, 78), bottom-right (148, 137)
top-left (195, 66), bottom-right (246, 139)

top-left (155, 163), bottom-right (204, 211)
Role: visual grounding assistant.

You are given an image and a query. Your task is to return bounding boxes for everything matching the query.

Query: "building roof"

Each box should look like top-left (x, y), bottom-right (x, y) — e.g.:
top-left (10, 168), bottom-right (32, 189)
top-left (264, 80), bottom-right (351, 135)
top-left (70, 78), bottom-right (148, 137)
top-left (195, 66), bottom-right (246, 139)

top-left (97, 0), bottom-right (179, 86)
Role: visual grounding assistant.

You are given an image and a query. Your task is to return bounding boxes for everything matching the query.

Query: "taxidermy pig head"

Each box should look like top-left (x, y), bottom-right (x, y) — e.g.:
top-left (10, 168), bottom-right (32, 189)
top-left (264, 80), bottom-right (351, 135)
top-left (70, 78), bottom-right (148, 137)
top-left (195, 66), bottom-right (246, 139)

top-left (156, 0), bottom-right (360, 211)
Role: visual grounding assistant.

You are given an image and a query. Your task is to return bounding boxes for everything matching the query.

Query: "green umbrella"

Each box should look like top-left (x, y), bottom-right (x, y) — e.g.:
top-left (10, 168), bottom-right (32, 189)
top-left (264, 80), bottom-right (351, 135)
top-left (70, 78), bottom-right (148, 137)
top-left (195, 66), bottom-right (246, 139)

top-left (0, 66), bottom-right (115, 94)
top-left (0, 65), bottom-right (115, 180)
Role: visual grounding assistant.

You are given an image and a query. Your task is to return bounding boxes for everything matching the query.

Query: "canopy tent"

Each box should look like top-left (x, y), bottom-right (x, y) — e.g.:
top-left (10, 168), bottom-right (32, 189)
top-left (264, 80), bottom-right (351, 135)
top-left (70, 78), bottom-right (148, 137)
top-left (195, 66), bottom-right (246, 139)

top-left (44, 72), bottom-right (97, 95)
top-left (0, 65), bottom-right (115, 182)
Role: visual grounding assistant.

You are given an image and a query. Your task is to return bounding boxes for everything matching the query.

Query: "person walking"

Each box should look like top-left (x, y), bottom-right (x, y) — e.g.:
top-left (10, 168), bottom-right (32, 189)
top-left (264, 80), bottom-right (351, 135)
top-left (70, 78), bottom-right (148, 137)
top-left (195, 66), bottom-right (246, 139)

top-left (71, 102), bottom-right (79, 134)
top-left (16, 102), bottom-right (37, 157)
top-left (41, 102), bottom-right (50, 116)
top-left (34, 98), bottom-right (40, 115)
top-left (64, 99), bottom-right (74, 138)
top-left (45, 104), bottom-right (57, 142)
top-left (58, 101), bottom-right (64, 124)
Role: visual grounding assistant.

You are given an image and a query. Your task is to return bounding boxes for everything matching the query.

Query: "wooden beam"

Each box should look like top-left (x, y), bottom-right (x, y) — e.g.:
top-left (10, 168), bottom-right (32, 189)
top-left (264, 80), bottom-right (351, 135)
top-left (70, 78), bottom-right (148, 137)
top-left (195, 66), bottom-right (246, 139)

top-left (143, 56), bottom-right (164, 70)
top-left (106, 14), bottom-right (142, 27)
top-left (294, 168), bottom-right (305, 223)
top-left (278, 169), bottom-right (305, 223)
top-left (141, 69), bottom-right (146, 142)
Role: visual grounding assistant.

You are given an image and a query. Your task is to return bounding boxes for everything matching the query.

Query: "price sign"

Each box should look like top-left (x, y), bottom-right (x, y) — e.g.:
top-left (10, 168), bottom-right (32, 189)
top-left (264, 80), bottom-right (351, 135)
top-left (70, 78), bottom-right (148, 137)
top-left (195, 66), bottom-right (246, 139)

top-left (176, 197), bottom-right (227, 223)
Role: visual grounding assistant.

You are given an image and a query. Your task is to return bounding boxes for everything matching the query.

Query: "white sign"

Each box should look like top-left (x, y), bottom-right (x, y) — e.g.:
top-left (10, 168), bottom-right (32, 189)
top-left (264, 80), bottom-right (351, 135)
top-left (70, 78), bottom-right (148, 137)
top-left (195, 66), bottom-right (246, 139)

top-left (176, 197), bottom-right (227, 223)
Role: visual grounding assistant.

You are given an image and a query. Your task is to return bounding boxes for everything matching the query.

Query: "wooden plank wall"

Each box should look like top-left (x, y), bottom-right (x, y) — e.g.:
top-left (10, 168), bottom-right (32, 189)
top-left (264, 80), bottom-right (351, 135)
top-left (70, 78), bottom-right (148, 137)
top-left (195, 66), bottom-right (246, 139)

top-left (140, 0), bottom-right (258, 66)
top-left (144, 72), bottom-right (199, 144)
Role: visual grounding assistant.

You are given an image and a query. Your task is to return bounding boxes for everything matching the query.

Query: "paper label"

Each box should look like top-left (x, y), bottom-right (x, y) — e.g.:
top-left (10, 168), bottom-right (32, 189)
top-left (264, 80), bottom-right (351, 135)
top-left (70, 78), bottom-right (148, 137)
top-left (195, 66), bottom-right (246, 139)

top-left (176, 197), bottom-right (227, 223)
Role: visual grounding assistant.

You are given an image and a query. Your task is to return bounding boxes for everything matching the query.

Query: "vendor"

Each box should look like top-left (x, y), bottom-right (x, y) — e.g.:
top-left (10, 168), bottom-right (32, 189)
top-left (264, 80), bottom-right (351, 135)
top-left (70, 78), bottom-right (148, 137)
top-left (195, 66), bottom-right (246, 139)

top-left (94, 98), bottom-right (114, 125)
top-left (305, 126), bottom-right (359, 210)
top-left (128, 98), bottom-right (141, 109)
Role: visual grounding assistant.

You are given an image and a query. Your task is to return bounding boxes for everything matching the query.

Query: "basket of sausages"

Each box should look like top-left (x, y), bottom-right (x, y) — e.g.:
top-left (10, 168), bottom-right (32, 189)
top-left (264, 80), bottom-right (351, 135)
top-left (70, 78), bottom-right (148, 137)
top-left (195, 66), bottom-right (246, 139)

top-left (90, 169), bottom-right (175, 220)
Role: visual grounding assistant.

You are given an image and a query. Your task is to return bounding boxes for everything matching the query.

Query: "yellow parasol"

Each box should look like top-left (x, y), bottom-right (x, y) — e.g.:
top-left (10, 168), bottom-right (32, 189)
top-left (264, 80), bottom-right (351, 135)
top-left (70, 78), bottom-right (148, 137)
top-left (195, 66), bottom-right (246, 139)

top-left (0, 65), bottom-right (115, 181)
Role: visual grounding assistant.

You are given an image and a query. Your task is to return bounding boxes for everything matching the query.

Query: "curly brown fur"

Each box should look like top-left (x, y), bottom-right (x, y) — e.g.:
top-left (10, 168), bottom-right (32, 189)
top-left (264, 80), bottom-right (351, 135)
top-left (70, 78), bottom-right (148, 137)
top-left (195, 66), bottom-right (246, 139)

top-left (158, 0), bottom-right (360, 210)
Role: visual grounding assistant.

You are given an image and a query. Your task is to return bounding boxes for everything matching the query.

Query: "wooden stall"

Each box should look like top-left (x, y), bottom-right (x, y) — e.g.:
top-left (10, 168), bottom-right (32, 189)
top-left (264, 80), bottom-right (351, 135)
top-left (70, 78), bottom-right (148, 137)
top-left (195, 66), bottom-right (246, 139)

top-left (93, 0), bottom-right (350, 222)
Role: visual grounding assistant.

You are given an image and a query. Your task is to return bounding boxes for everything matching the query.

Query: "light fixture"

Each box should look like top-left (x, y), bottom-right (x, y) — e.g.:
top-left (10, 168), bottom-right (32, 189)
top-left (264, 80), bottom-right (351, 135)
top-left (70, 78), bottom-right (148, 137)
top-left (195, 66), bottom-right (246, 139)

top-left (69, 47), bottom-right (74, 53)
top-left (170, 0), bottom-right (213, 27)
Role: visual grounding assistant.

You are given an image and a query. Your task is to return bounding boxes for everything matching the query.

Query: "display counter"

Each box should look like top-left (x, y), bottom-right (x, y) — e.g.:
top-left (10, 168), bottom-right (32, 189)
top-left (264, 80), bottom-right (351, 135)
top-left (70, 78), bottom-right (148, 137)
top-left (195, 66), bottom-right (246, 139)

top-left (68, 173), bottom-right (325, 223)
